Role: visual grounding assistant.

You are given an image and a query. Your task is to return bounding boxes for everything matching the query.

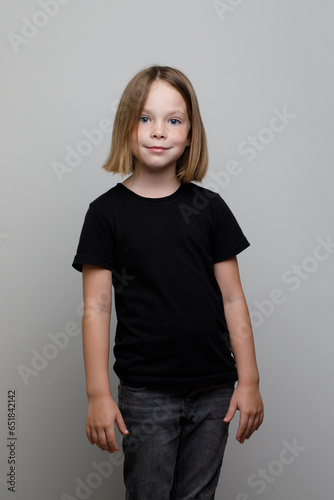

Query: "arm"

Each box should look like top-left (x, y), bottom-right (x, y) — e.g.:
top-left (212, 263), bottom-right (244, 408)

top-left (82, 264), bottom-right (128, 453)
top-left (213, 256), bottom-right (264, 443)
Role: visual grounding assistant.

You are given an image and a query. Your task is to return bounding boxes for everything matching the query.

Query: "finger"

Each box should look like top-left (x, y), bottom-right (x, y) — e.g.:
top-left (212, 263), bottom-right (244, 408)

top-left (97, 429), bottom-right (114, 453)
top-left (105, 426), bottom-right (119, 454)
top-left (236, 413), bottom-right (250, 443)
top-left (106, 433), bottom-right (119, 454)
top-left (91, 428), bottom-right (105, 452)
top-left (86, 425), bottom-right (94, 445)
top-left (243, 411), bottom-right (263, 440)
top-left (254, 410), bottom-right (264, 430)
top-left (243, 415), bottom-right (257, 441)
top-left (238, 407), bottom-right (264, 442)
top-left (106, 437), bottom-right (117, 454)
top-left (115, 410), bottom-right (129, 435)
top-left (223, 400), bottom-right (237, 423)
top-left (250, 410), bottom-right (264, 434)
top-left (252, 413), bottom-right (262, 431)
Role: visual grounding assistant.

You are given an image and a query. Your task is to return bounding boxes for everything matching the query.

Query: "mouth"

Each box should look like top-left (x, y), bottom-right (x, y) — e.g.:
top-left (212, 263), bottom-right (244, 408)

top-left (146, 146), bottom-right (169, 153)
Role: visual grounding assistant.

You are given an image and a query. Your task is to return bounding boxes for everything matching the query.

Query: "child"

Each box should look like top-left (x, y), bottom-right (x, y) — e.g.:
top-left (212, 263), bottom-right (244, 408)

top-left (72, 65), bottom-right (264, 499)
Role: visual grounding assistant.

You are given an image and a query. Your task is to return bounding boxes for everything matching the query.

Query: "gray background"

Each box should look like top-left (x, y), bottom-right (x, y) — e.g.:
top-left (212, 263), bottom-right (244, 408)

top-left (1, 1), bottom-right (333, 499)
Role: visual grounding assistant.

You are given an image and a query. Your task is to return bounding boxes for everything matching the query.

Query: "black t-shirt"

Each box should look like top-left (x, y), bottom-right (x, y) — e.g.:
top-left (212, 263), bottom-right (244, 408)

top-left (72, 181), bottom-right (250, 389)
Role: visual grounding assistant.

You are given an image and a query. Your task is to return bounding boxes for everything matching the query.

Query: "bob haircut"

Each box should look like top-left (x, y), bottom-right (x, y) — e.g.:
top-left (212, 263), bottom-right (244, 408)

top-left (101, 65), bottom-right (208, 183)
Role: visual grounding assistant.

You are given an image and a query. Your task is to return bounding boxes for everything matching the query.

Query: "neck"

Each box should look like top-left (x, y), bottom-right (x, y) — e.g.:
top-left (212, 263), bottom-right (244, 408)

top-left (123, 167), bottom-right (181, 198)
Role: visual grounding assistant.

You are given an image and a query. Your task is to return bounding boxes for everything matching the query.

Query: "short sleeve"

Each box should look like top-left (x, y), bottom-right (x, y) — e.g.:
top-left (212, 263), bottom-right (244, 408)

top-left (212, 195), bottom-right (250, 263)
top-left (72, 204), bottom-right (114, 273)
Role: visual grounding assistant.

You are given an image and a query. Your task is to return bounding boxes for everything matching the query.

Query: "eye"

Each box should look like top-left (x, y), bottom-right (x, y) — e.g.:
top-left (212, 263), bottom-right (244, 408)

top-left (139, 116), bottom-right (150, 123)
top-left (169, 118), bottom-right (181, 125)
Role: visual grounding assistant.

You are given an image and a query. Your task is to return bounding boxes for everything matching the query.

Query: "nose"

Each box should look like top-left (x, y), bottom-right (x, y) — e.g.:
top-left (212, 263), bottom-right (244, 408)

top-left (153, 131), bottom-right (165, 138)
top-left (151, 122), bottom-right (166, 139)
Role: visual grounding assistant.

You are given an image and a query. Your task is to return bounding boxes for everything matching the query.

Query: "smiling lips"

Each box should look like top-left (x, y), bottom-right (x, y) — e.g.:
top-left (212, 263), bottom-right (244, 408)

top-left (146, 146), bottom-right (169, 153)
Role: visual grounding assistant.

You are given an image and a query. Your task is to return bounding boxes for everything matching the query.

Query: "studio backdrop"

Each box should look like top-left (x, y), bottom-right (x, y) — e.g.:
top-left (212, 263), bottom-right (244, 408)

top-left (1, 1), bottom-right (333, 499)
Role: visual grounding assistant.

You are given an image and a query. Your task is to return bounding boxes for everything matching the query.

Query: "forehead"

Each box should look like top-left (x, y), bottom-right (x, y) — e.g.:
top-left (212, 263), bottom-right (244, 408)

top-left (143, 80), bottom-right (187, 111)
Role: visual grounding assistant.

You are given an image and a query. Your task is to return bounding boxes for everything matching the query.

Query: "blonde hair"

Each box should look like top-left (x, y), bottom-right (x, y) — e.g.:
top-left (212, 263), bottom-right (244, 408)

top-left (101, 65), bottom-right (208, 183)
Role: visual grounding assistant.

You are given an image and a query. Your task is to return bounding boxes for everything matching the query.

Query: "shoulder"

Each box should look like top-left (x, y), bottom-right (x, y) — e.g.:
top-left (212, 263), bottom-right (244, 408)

top-left (177, 182), bottom-right (233, 227)
top-left (184, 182), bottom-right (221, 203)
top-left (185, 182), bottom-right (228, 213)
top-left (186, 182), bottom-right (219, 199)
top-left (88, 183), bottom-right (123, 213)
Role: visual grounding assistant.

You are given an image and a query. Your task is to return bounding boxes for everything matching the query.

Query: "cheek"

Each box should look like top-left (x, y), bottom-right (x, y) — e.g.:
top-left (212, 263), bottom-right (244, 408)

top-left (131, 126), bottom-right (146, 145)
top-left (171, 127), bottom-right (190, 144)
top-left (130, 129), bottom-right (140, 154)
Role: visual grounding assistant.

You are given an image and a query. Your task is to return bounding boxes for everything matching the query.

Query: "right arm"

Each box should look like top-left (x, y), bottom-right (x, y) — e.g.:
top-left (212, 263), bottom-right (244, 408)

top-left (82, 264), bottom-right (129, 453)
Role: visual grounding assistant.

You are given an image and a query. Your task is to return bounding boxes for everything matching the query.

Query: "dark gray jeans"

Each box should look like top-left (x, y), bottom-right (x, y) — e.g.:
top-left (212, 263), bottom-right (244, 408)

top-left (118, 380), bottom-right (235, 499)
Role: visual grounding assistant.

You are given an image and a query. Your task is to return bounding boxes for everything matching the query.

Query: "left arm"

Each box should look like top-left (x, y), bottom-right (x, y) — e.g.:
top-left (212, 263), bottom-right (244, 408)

top-left (214, 256), bottom-right (264, 443)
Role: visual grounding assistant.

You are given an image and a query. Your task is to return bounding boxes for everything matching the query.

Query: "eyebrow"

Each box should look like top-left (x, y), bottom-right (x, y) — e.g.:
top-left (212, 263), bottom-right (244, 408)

top-left (142, 108), bottom-right (187, 118)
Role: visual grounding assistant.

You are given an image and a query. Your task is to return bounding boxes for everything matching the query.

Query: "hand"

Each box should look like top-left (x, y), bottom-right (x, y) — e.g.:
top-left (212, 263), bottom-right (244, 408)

top-left (223, 383), bottom-right (264, 443)
top-left (86, 394), bottom-right (129, 453)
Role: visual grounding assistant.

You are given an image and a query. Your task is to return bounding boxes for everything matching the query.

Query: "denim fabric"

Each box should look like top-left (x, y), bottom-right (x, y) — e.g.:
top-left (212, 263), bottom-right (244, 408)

top-left (118, 381), bottom-right (235, 500)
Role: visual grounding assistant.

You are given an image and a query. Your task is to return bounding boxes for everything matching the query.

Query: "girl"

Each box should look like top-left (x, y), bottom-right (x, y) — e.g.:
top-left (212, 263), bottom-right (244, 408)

top-left (72, 65), bottom-right (264, 499)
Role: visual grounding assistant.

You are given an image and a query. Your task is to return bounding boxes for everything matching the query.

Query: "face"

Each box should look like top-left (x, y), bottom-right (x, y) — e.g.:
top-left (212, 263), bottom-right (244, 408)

top-left (130, 80), bottom-right (191, 174)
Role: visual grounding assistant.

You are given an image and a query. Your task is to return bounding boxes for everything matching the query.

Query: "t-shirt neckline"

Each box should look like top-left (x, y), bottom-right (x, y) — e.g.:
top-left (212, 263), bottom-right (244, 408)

top-left (117, 181), bottom-right (187, 204)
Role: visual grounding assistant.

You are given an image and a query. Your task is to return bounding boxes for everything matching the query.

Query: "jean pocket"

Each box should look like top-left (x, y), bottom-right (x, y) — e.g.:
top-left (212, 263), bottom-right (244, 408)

top-left (120, 381), bottom-right (147, 391)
